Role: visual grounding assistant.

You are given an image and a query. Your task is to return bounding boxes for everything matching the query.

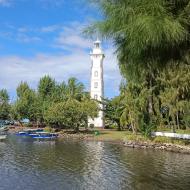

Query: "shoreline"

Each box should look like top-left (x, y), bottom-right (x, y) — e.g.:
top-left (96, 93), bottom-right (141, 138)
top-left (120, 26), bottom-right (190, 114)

top-left (123, 140), bottom-right (190, 154)
top-left (58, 132), bottom-right (190, 154)
top-left (8, 126), bottom-right (190, 154)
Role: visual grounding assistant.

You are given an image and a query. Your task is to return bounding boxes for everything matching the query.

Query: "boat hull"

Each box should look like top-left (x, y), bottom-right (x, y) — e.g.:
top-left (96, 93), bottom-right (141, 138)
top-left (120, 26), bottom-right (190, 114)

top-left (30, 132), bottom-right (58, 139)
top-left (16, 129), bottom-right (44, 136)
top-left (0, 135), bottom-right (7, 140)
top-left (32, 136), bottom-right (57, 139)
top-left (16, 130), bottom-right (58, 140)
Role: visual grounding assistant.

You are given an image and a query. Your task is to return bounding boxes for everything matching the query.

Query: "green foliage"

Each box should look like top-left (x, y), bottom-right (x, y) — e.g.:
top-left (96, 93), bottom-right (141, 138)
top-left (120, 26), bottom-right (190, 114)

top-left (139, 123), bottom-right (157, 137)
top-left (66, 77), bottom-right (85, 100)
top-left (11, 82), bottom-right (37, 125)
top-left (44, 126), bottom-right (54, 133)
top-left (86, 0), bottom-right (190, 136)
top-left (120, 82), bottom-right (148, 134)
top-left (8, 76), bottom-right (98, 130)
top-left (0, 89), bottom-right (10, 120)
top-left (44, 98), bottom-right (98, 132)
top-left (5, 75), bottom-right (97, 130)
top-left (102, 96), bottom-right (123, 130)
top-left (38, 75), bottom-right (56, 100)
top-left (124, 133), bottom-right (149, 142)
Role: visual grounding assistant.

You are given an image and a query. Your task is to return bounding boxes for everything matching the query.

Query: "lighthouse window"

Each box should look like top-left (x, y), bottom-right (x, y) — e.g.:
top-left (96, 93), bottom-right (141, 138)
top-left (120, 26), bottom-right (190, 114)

top-left (94, 82), bottom-right (98, 88)
top-left (95, 43), bottom-right (99, 48)
top-left (94, 71), bottom-right (98, 77)
top-left (94, 94), bottom-right (98, 100)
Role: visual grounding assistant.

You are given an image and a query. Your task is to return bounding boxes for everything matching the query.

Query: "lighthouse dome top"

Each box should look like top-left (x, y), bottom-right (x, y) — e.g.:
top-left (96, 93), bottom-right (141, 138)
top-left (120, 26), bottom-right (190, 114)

top-left (94, 39), bottom-right (101, 45)
top-left (91, 39), bottom-right (104, 55)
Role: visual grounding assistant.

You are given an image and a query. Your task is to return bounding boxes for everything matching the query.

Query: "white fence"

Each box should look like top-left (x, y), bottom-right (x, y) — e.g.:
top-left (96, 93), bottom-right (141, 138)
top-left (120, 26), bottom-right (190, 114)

top-left (151, 132), bottom-right (190, 140)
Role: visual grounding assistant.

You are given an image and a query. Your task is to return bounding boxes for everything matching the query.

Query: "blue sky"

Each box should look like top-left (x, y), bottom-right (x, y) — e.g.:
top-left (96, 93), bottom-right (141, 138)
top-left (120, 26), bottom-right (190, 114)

top-left (0, 0), bottom-right (121, 101)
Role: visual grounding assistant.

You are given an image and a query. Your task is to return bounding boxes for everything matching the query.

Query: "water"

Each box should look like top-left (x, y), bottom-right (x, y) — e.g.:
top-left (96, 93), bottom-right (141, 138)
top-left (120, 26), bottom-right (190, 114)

top-left (0, 135), bottom-right (190, 190)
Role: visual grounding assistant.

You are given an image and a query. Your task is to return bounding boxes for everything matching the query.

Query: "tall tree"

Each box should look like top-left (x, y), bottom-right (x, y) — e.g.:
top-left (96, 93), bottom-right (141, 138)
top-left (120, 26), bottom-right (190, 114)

top-left (66, 77), bottom-right (85, 100)
top-left (86, 0), bottom-right (190, 134)
top-left (0, 89), bottom-right (10, 120)
top-left (38, 75), bottom-right (56, 100)
top-left (12, 82), bottom-right (36, 126)
top-left (159, 63), bottom-right (190, 131)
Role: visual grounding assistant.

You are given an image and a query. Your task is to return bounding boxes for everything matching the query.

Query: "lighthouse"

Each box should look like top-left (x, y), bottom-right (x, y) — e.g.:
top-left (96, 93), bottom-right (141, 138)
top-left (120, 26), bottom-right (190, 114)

top-left (88, 39), bottom-right (105, 128)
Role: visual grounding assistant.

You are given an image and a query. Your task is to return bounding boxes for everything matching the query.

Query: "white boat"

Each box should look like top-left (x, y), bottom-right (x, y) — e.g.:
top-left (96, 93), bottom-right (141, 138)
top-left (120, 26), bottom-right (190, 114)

top-left (0, 135), bottom-right (7, 140)
top-left (0, 127), bottom-right (8, 140)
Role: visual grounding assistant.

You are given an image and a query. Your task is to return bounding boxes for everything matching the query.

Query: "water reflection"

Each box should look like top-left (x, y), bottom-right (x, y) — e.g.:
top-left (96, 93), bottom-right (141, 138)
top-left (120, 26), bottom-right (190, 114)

top-left (0, 135), bottom-right (189, 190)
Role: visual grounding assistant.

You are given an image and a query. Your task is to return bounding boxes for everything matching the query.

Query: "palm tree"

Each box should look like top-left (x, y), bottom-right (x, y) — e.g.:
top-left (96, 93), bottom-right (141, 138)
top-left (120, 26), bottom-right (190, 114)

top-left (66, 77), bottom-right (85, 100)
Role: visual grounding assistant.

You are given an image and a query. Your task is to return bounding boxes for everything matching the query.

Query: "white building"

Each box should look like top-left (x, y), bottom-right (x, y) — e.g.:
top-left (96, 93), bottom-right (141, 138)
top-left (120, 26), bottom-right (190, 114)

top-left (88, 39), bottom-right (105, 128)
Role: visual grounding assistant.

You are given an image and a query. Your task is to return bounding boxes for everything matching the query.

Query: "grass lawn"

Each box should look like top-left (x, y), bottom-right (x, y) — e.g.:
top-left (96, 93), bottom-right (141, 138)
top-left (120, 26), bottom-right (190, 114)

top-left (56, 127), bottom-right (190, 145)
top-left (91, 129), bottom-right (190, 145)
top-left (92, 129), bottom-right (131, 141)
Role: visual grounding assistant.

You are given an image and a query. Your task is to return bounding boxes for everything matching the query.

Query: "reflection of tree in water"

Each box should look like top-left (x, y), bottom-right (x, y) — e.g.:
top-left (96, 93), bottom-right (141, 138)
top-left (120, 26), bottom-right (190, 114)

top-left (0, 142), bottom-right (7, 158)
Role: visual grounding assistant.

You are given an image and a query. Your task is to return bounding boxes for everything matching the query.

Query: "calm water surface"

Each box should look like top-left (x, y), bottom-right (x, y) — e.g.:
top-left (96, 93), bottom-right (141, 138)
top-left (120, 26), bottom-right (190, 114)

top-left (0, 135), bottom-right (190, 190)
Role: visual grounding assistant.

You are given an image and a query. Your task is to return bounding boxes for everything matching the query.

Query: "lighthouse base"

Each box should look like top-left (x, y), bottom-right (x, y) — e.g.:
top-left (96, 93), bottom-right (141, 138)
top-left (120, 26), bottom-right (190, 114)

top-left (88, 116), bottom-right (104, 128)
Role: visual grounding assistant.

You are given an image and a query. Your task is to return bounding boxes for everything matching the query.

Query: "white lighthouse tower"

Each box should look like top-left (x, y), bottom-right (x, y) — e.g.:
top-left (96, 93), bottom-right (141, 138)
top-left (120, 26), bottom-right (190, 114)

top-left (88, 39), bottom-right (105, 128)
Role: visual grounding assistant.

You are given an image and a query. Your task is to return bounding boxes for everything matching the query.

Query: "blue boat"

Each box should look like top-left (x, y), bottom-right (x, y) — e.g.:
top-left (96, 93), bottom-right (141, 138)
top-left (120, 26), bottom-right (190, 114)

top-left (16, 129), bottom-right (44, 136)
top-left (29, 132), bottom-right (58, 139)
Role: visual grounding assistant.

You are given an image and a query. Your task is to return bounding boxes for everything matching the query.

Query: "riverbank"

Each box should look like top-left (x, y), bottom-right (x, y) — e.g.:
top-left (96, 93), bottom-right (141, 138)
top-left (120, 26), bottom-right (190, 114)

top-left (8, 126), bottom-right (190, 154)
top-left (59, 129), bottom-right (190, 154)
top-left (123, 140), bottom-right (190, 154)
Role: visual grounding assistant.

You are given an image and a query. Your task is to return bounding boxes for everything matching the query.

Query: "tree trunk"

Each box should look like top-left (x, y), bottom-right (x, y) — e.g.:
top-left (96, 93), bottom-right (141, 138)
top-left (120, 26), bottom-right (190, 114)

top-left (148, 75), bottom-right (154, 117)
top-left (129, 112), bottom-right (136, 134)
top-left (171, 116), bottom-right (176, 133)
top-left (75, 124), bottom-right (79, 133)
top-left (148, 96), bottom-right (154, 114)
top-left (176, 112), bottom-right (180, 130)
top-left (18, 120), bottom-right (24, 127)
top-left (172, 125), bottom-right (176, 133)
top-left (129, 112), bottom-right (134, 133)
top-left (117, 121), bottom-right (121, 131)
top-left (132, 121), bottom-right (137, 135)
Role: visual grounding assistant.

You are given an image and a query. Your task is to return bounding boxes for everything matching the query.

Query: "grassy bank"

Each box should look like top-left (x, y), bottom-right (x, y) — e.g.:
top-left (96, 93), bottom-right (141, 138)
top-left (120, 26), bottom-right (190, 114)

top-left (124, 133), bottom-right (190, 146)
top-left (93, 130), bottom-right (189, 146)
top-left (60, 129), bottom-right (190, 146)
top-left (89, 130), bottom-right (190, 154)
top-left (92, 130), bottom-right (131, 141)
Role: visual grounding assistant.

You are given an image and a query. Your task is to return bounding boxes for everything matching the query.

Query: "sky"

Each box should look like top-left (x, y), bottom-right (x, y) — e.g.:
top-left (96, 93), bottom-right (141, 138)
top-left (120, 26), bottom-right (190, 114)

top-left (0, 0), bottom-right (121, 101)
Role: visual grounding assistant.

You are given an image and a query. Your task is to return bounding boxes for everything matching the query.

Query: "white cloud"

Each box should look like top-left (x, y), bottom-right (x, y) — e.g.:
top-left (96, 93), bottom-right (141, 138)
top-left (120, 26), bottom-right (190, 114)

top-left (16, 33), bottom-right (42, 43)
top-left (39, 0), bottom-right (65, 8)
top-left (0, 0), bottom-right (11, 6)
top-left (0, 22), bottom-right (121, 99)
top-left (40, 25), bottom-right (60, 33)
top-left (54, 23), bottom-right (91, 50)
top-left (0, 48), bottom-right (121, 99)
top-left (17, 27), bottom-right (28, 33)
top-left (55, 33), bottom-right (91, 50)
top-left (0, 27), bottom-right (42, 43)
